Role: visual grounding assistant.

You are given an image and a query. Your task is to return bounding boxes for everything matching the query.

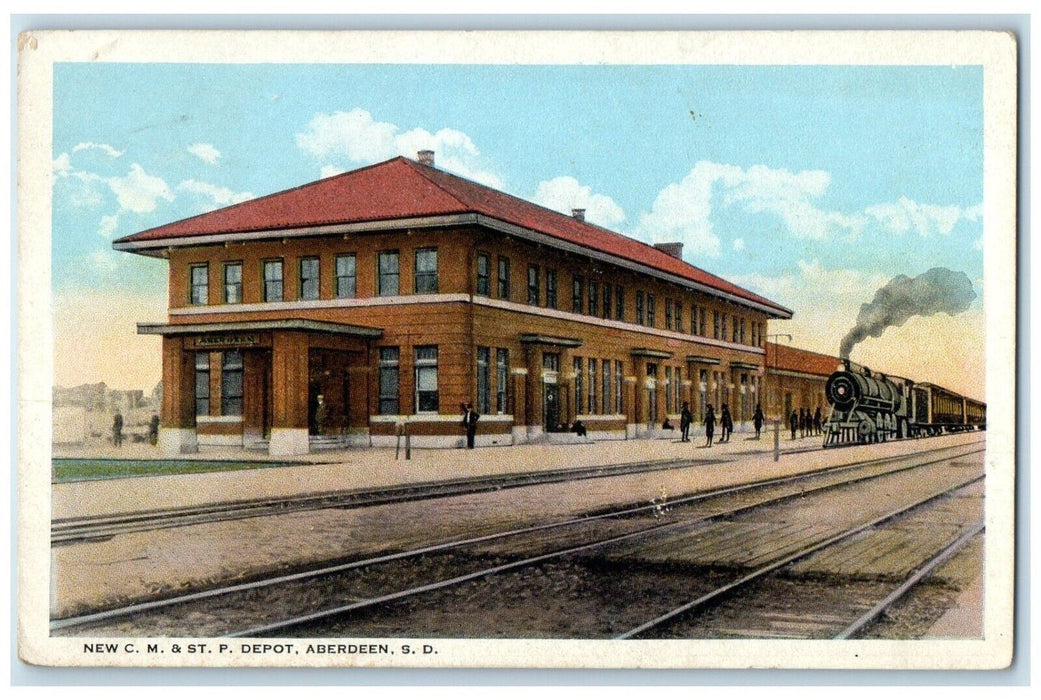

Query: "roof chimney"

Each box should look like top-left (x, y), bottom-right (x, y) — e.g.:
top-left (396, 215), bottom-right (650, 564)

top-left (417, 150), bottom-right (435, 166)
top-left (571, 208), bottom-right (586, 222)
top-left (653, 242), bottom-right (684, 259)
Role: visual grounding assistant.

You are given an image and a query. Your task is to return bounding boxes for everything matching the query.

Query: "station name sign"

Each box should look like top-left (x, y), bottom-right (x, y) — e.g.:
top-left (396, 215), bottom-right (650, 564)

top-left (191, 334), bottom-right (260, 348)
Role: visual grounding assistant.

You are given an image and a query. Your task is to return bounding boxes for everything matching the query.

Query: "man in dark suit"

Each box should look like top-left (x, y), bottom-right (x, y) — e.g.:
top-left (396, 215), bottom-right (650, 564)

top-left (461, 403), bottom-right (479, 449)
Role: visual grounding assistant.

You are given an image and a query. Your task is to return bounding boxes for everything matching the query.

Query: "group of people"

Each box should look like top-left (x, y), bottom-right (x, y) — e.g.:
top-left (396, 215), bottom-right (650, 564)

top-left (111, 411), bottom-right (161, 447)
top-left (789, 406), bottom-right (823, 440)
top-left (679, 401), bottom-right (767, 447)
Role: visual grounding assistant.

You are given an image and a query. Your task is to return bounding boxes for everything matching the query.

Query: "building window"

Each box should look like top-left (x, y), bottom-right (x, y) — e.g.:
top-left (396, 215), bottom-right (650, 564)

top-left (543, 352), bottom-right (560, 372)
top-left (665, 299), bottom-right (674, 330)
top-left (476, 252), bottom-right (491, 296)
top-left (189, 264), bottom-right (209, 305)
top-left (691, 305), bottom-right (699, 335)
top-left (616, 287), bottom-right (625, 321)
top-left (299, 256), bottom-right (320, 301)
top-left (496, 348), bottom-right (510, 414)
top-left (674, 367), bottom-right (682, 414)
top-left (588, 281), bottom-right (599, 317)
top-left (572, 277), bottom-right (584, 314)
top-left (665, 366), bottom-right (673, 413)
top-left (378, 347), bottom-right (400, 415)
top-left (615, 361), bottom-right (624, 413)
top-left (647, 294), bottom-right (656, 327)
top-left (721, 314), bottom-right (729, 342)
top-left (221, 350), bottom-right (243, 416)
top-left (527, 264), bottom-right (540, 305)
top-left (674, 302), bottom-right (684, 332)
top-left (415, 248), bottom-right (438, 293)
top-left (477, 347), bottom-right (491, 414)
top-left (588, 358), bottom-right (598, 414)
top-left (263, 259), bottom-right (283, 302)
top-left (602, 359), bottom-right (611, 415)
top-left (497, 257), bottom-right (511, 299)
top-left (194, 353), bottom-right (210, 416)
top-left (699, 369), bottom-right (708, 420)
top-left (223, 262), bottom-right (242, 304)
top-left (546, 269), bottom-right (558, 309)
top-left (378, 251), bottom-right (400, 296)
top-left (335, 254), bottom-right (356, 298)
top-left (699, 308), bottom-right (707, 337)
top-left (636, 291), bottom-right (645, 325)
top-left (740, 318), bottom-right (746, 345)
top-left (602, 284), bottom-right (612, 319)
top-left (414, 346), bottom-right (439, 413)
top-left (573, 356), bottom-right (583, 416)
top-left (713, 311), bottom-right (720, 339)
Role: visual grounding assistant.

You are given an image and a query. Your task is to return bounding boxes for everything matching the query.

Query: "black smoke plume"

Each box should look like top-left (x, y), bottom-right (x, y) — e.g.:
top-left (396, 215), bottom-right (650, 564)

top-left (839, 267), bottom-right (976, 359)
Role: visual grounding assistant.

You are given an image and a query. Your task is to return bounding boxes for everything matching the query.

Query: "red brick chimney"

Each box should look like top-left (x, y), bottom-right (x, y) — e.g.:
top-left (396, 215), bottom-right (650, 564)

top-left (417, 150), bottom-right (435, 166)
top-left (571, 208), bottom-right (586, 222)
top-left (653, 242), bottom-right (684, 259)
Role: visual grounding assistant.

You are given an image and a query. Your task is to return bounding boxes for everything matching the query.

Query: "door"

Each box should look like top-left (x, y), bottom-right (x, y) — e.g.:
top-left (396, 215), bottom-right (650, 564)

top-left (544, 383), bottom-right (560, 431)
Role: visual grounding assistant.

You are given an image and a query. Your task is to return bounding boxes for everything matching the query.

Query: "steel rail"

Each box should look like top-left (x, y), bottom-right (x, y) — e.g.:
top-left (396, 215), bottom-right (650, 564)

top-left (615, 474), bottom-right (985, 639)
top-left (834, 520), bottom-right (985, 640)
top-left (52, 437), bottom-right (983, 545)
top-left (223, 449), bottom-right (983, 638)
top-left (52, 444), bottom-right (983, 634)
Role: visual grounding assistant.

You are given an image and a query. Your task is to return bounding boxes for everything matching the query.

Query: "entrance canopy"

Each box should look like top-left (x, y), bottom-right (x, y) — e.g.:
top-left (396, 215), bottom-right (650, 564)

top-left (138, 319), bottom-right (383, 339)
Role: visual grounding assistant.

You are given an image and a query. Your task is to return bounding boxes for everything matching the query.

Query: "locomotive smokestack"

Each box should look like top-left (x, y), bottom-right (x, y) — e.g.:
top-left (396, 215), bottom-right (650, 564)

top-left (838, 267), bottom-right (976, 359)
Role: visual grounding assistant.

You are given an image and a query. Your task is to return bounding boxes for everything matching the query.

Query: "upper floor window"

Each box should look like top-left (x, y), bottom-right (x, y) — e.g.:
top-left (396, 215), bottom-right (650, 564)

top-left (263, 260), bottom-right (283, 302)
top-left (545, 269), bottom-right (558, 309)
top-left (636, 290), bottom-right (645, 325)
top-left (740, 318), bottom-right (746, 344)
top-left (189, 264), bottom-right (209, 305)
top-left (415, 248), bottom-right (438, 293)
top-left (378, 251), bottom-right (400, 296)
top-left (647, 293), bottom-right (656, 327)
top-left (721, 313), bottom-right (729, 342)
top-left (665, 299), bottom-right (674, 330)
top-left (299, 256), bottom-right (320, 301)
top-left (572, 277), bottom-right (584, 314)
top-left (476, 252), bottom-right (491, 297)
top-left (223, 262), bottom-right (242, 304)
top-left (615, 286), bottom-right (625, 321)
top-left (335, 254), bottom-right (357, 298)
top-left (713, 310), bottom-right (720, 339)
top-left (588, 281), bottom-right (599, 317)
top-left (414, 346), bottom-right (439, 413)
top-left (497, 257), bottom-right (511, 299)
top-left (527, 264), bottom-right (540, 305)
top-left (602, 284), bottom-right (612, 319)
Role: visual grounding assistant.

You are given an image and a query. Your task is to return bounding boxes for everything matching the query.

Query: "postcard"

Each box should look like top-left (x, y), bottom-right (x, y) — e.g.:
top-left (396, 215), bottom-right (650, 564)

top-left (17, 28), bottom-right (1017, 669)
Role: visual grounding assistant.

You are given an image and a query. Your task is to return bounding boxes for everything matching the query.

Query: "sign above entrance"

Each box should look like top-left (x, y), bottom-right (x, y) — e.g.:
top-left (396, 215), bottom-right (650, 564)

top-left (191, 334), bottom-right (261, 349)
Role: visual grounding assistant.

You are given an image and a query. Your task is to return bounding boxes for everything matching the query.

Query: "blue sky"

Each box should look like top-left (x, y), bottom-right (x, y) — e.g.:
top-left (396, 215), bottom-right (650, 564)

top-left (51, 62), bottom-right (986, 396)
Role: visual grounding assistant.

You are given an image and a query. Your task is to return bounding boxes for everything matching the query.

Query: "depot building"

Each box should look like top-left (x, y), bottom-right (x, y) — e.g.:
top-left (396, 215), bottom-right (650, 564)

top-left (114, 152), bottom-right (792, 456)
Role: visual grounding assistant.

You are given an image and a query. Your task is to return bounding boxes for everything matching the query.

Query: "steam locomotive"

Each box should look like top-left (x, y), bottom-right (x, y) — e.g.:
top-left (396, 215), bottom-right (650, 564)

top-left (823, 359), bottom-right (985, 447)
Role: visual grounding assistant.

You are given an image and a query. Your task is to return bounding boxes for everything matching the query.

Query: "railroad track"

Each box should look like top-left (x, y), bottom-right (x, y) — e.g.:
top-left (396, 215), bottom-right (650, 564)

top-left (52, 442), bottom-right (983, 638)
top-left (51, 455), bottom-right (728, 545)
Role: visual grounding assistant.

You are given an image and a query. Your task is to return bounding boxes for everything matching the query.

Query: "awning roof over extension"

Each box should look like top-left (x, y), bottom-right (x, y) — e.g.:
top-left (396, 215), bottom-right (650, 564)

top-left (138, 319), bottom-right (384, 338)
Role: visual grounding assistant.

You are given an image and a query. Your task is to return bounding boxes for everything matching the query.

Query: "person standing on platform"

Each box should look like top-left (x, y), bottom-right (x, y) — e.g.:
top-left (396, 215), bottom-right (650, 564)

top-left (753, 404), bottom-right (764, 439)
top-left (112, 411), bottom-right (124, 448)
top-left (680, 402), bottom-right (693, 442)
top-left (719, 403), bottom-right (732, 443)
top-left (814, 406), bottom-right (823, 435)
top-left (461, 403), bottom-right (480, 449)
top-left (703, 404), bottom-right (716, 447)
top-left (148, 413), bottom-right (160, 446)
top-left (789, 409), bottom-right (798, 440)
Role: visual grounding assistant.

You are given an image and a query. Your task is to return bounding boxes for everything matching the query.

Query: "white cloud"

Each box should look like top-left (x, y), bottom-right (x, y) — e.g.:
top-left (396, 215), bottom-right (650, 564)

top-left (532, 176), bottom-right (626, 227)
top-left (72, 142), bottom-right (124, 158)
top-left (97, 214), bottom-right (120, 239)
top-left (86, 248), bottom-right (120, 274)
top-left (320, 165), bottom-right (346, 179)
top-left (733, 237), bottom-right (745, 252)
top-left (865, 196), bottom-right (979, 237)
top-left (187, 142), bottom-right (221, 165)
top-left (177, 179), bottom-right (254, 209)
top-left (295, 108), bottom-right (398, 162)
top-left (295, 108), bottom-right (505, 188)
top-left (53, 152), bottom-right (73, 176)
top-left (107, 164), bottom-right (174, 214)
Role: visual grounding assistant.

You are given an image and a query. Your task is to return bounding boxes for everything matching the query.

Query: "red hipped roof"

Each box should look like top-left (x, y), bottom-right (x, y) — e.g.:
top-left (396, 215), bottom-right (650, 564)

top-left (115, 156), bottom-right (791, 317)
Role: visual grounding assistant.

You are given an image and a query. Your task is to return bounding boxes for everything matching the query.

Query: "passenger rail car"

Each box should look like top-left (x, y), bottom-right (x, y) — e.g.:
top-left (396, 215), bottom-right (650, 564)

top-left (823, 361), bottom-right (985, 447)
